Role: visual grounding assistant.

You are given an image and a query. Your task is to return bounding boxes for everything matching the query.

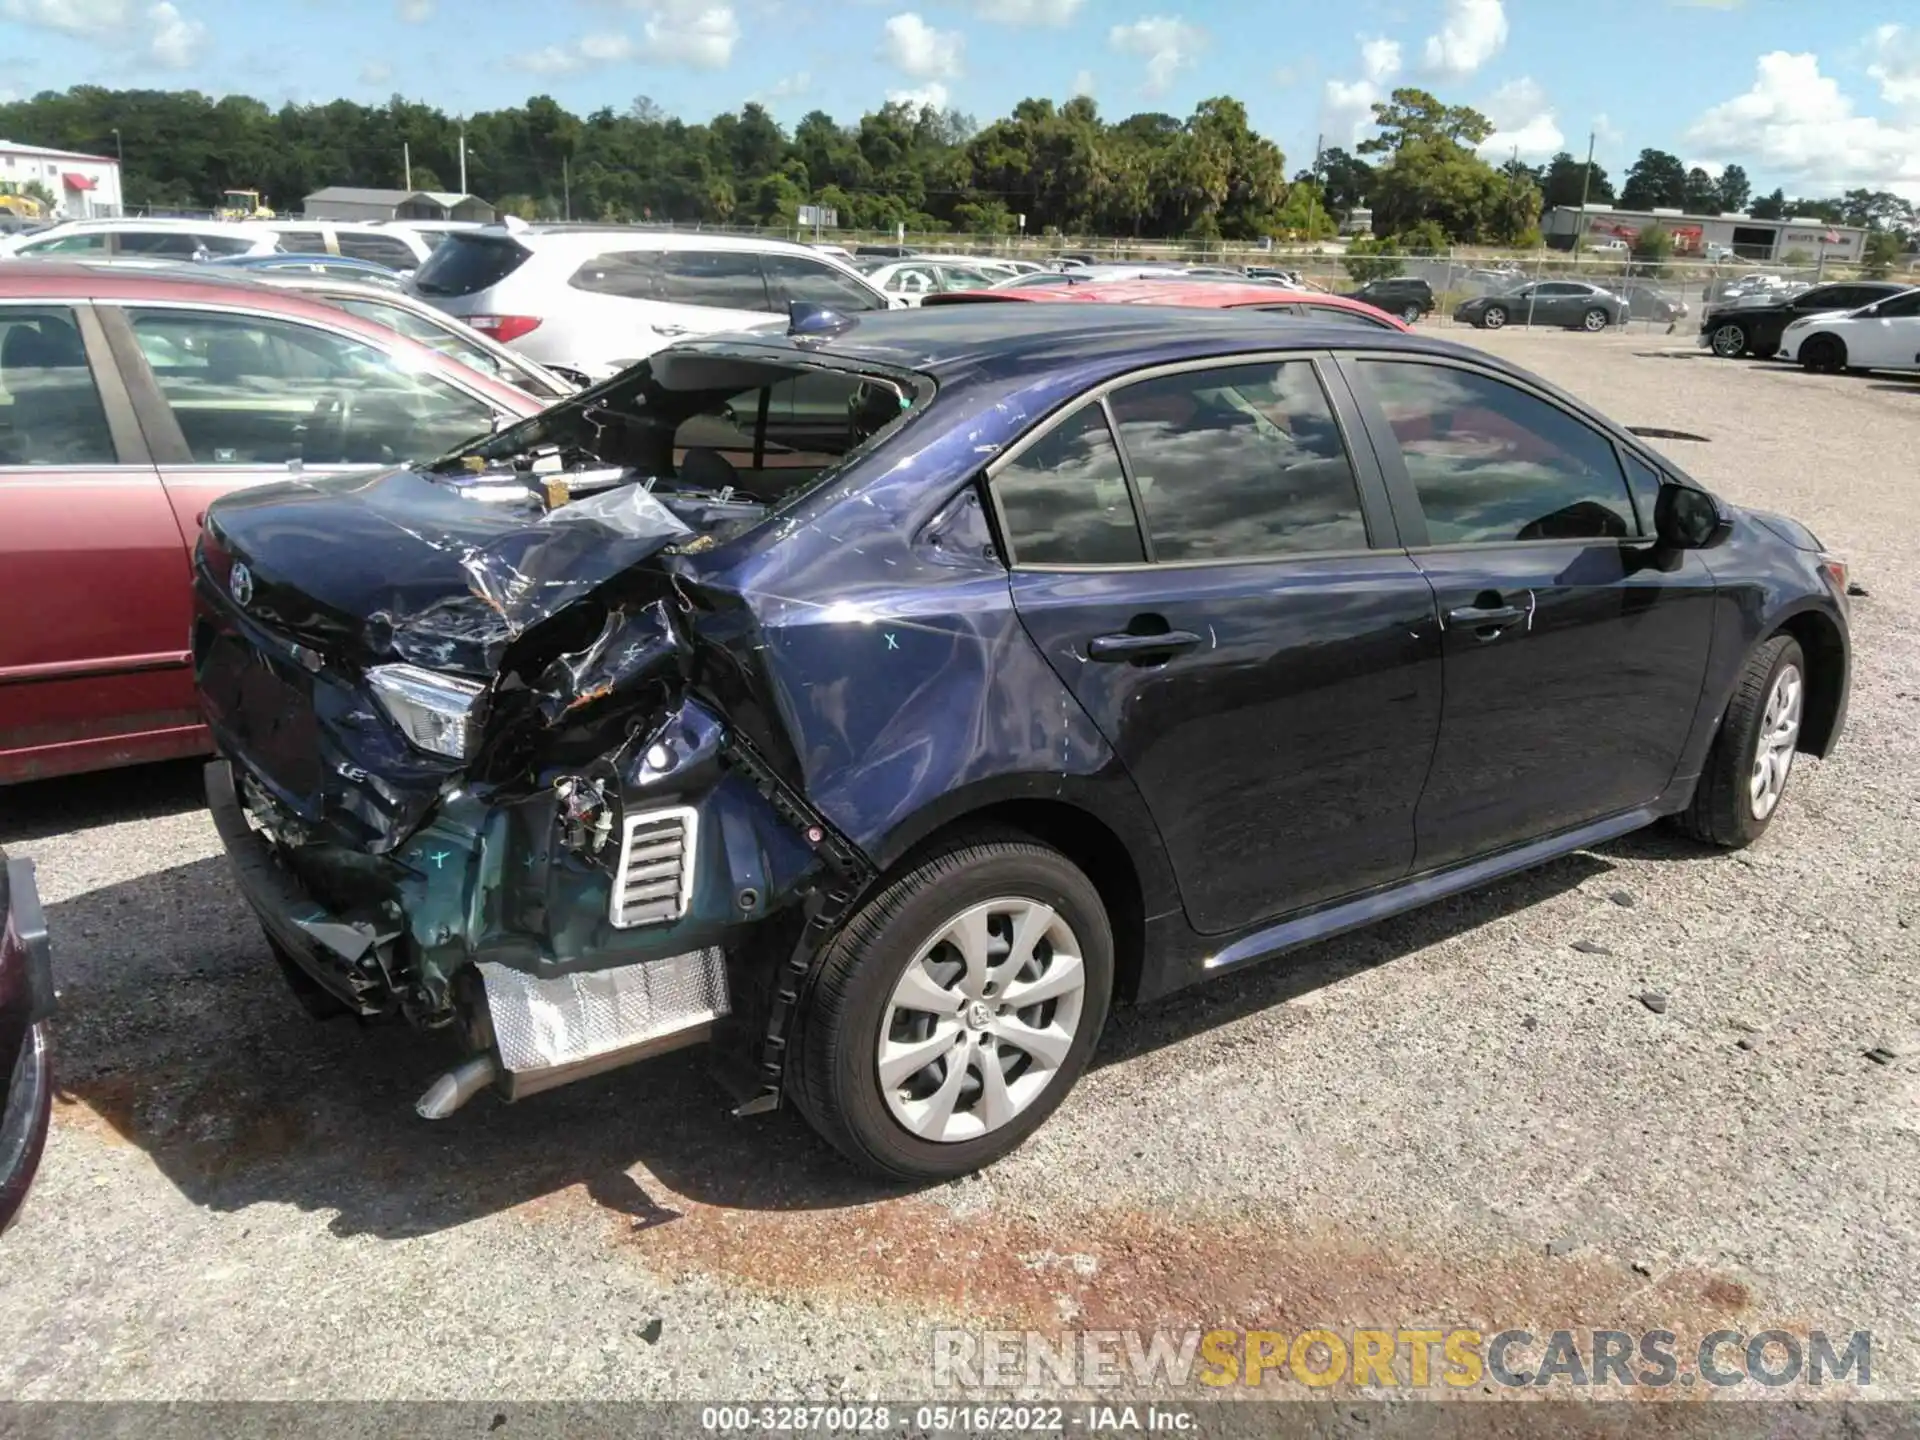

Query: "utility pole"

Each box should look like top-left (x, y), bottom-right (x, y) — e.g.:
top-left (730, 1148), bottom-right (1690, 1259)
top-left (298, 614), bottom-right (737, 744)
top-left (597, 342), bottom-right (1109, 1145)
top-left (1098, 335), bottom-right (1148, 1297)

top-left (458, 126), bottom-right (468, 195)
top-left (1573, 130), bottom-right (1595, 257)
top-left (403, 141), bottom-right (412, 191)
top-left (110, 127), bottom-right (123, 214)
top-left (562, 155), bottom-right (571, 221)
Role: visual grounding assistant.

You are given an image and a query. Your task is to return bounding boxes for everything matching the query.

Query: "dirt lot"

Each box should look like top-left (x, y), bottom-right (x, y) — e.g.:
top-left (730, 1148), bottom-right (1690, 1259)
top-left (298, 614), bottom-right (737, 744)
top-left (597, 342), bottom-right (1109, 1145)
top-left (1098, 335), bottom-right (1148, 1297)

top-left (2, 329), bottom-right (1916, 1405)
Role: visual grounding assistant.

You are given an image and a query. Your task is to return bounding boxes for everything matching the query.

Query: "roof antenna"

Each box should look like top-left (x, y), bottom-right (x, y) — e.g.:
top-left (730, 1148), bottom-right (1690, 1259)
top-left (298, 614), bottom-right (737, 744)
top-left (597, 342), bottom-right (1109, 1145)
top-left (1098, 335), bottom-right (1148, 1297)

top-left (788, 301), bottom-right (858, 339)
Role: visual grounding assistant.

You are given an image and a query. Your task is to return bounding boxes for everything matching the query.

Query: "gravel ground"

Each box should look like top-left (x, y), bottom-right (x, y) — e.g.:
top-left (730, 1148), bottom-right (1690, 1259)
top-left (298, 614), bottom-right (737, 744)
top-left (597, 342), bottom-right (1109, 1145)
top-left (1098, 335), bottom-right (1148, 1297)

top-left (1, 330), bottom-right (1916, 1406)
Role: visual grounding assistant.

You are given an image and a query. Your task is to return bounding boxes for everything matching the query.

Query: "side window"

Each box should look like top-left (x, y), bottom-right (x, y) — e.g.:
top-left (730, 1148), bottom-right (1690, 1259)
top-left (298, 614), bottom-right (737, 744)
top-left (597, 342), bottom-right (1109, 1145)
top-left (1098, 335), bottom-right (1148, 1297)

top-left (1876, 290), bottom-right (1920, 317)
top-left (336, 233), bottom-right (420, 270)
top-left (1620, 451), bottom-right (1664, 533)
top-left (195, 233), bottom-right (260, 257)
top-left (654, 250), bottom-right (774, 312)
top-left (1303, 305), bottom-right (1394, 328)
top-left (1359, 360), bottom-right (1638, 544)
top-left (1536, 282), bottom-right (1580, 296)
top-left (21, 232), bottom-right (107, 255)
top-left (335, 297), bottom-right (507, 379)
top-left (276, 229), bottom-right (328, 253)
top-left (117, 231), bottom-right (204, 258)
top-left (993, 404), bottom-right (1145, 566)
top-left (1107, 361), bottom-right (1369, 561)
top-left (125, 308), bottom-right (496, 466)
top-left (761, 253), bottom-right (885, 312)
top-left (0, 307), bottom-right (117, 465)
top-left (882, 265), bottom-right (938, 297)
top-left (569, 250), bottom-right (659, 300)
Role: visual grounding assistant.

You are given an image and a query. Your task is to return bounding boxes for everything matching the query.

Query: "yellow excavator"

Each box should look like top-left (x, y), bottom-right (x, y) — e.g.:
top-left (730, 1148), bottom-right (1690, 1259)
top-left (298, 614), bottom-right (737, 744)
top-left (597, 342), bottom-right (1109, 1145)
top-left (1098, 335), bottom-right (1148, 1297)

top-left (0, 189), bottom-right (45, 222)
top-left (217, 189), bottom-right (277, 220)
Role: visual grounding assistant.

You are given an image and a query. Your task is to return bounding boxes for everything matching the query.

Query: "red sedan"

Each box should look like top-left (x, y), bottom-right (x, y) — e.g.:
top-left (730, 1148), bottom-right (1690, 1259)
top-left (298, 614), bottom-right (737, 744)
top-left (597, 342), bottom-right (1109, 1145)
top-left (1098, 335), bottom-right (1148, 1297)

top-left (0, 262), bottom-right (546, 784)
top-left (923, 278), bottom-right (1411, 329)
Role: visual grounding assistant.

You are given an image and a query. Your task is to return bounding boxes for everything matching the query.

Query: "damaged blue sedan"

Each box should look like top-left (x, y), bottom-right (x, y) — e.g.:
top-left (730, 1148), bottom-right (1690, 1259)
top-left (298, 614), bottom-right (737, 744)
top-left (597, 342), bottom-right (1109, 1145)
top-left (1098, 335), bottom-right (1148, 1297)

top-left (196, 303), bottom-right (1850, 1177)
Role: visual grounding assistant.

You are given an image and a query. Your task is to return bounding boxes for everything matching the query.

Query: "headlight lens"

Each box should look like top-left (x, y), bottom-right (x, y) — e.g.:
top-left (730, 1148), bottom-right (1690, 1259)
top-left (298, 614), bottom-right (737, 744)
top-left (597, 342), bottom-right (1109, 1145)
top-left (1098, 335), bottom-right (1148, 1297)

top-left (367, 663), bottom-right (486, 760)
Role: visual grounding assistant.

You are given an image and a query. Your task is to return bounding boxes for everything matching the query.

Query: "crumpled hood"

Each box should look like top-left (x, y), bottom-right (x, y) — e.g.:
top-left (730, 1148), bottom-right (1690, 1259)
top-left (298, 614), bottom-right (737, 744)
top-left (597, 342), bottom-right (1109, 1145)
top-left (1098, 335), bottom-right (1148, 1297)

top-left (201, 466), bottom-right (697, 675)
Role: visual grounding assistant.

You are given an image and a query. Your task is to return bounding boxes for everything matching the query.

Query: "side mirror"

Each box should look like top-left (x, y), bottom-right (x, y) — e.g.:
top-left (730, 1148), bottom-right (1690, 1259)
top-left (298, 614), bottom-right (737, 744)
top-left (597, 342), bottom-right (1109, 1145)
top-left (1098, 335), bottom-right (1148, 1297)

top-left (1654, 484), bottom-right (1732, 550)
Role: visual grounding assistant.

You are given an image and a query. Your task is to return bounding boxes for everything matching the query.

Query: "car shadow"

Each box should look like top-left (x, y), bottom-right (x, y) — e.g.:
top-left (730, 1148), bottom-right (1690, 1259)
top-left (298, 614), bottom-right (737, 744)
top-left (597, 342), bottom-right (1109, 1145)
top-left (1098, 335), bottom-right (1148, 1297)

top-left (0, 757), bottom-right (207, 847)
top-left (46, 831), bottom-right (1721, 1237)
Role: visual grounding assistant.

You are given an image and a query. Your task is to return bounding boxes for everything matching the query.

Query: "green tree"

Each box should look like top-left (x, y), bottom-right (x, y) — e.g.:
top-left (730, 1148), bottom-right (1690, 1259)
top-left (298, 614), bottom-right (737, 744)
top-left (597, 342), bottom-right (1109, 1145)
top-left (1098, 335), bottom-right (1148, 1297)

top-left (1343, 235), bottom-right (1404, 282)
top-left (1632, 224), bottom-right (1674, 275)
top-left (1356, 88), bottom-right (1494, 153)
top-left (1541, 150), bottom-right (1613, 208)
top-left (1715, 163), bottom-right (1751, 214)
top-left (1681, 166), bottom-right (1719, 213)
top-left (1751, 188), bottom-right (1787, 220)
top-left (1861, 229), bottom-right (1903, 278)
top-left (1619, 148), bottom-right (1686, 210)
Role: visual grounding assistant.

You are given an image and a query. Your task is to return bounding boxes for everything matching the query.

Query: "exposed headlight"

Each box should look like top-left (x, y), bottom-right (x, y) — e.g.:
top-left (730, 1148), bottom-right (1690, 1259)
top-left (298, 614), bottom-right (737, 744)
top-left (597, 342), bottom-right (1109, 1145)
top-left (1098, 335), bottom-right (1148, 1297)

top-left (367, 664), bottom-right (487, 760)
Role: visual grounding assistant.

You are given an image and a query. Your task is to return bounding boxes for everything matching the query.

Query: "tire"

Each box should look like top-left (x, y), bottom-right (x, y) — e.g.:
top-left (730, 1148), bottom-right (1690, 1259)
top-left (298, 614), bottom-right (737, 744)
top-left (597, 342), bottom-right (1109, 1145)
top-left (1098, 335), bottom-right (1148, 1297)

top-left (1709, 322), bottom-right (1748, 358)
top-left (1800, 335), bottom-right (1847, 373)
top-left (268, 937), bottom-right (351, 1020)
top-left (1678, 635), bottom-right (1806, 849)
top-left (790, 836), bottom-right (1114, 1180)
top-left (1581, 307), bottom-right (1610, 333)
top-left (1481, 306), bottom-right (1507, 330)
top-left (1400, 305), bottom-right (1422, 326)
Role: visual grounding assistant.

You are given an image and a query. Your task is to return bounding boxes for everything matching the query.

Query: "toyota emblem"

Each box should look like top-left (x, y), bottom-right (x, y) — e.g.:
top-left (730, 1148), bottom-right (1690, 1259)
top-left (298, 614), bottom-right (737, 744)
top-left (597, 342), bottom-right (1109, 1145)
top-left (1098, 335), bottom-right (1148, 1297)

top-left (229, 562), bottom-right (254, 608)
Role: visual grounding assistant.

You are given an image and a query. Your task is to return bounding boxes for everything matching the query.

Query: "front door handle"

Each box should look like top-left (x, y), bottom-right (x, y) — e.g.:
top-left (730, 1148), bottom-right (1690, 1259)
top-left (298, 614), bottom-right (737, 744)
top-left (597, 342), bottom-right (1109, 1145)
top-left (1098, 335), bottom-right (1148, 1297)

top-left (1447, 604), bottom-right (1525, 627)
top-left (1088, 630), bottom-right (1203, 661)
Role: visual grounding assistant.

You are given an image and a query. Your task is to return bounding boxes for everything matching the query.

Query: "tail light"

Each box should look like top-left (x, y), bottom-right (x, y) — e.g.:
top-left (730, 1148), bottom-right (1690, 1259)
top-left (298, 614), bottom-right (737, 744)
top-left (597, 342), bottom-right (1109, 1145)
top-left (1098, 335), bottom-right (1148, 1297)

top-left (466, 314), bottom-right (542, 343)
top-left (1818, 555), bottom-right (1850, 603)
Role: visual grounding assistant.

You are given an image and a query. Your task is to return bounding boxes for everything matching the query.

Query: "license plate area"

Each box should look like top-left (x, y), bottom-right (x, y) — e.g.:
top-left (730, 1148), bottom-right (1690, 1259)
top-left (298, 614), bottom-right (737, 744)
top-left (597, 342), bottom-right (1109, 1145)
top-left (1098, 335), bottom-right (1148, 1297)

top-left (198, 630), bottom-right (322, 801)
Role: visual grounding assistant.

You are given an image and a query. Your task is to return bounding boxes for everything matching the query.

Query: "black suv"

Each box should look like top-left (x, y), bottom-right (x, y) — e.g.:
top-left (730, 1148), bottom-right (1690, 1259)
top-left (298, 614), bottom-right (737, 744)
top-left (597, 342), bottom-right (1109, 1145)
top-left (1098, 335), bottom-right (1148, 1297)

top-left (1699, 280), bottom-right (1914, 359)
top-left (1346, 277), bottom-right (1436, 324)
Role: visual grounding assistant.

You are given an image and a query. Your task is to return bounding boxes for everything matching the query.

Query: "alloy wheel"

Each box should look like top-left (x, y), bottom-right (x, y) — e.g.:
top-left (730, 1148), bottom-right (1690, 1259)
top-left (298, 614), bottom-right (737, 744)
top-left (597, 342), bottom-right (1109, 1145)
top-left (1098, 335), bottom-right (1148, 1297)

top-left (876, 898), bottom-right (1087, 1144)
top-left (1750, 664), bottom-right (1803, 821)
top-left (1483, 307), bottom-right (1507, 330)
top-left (1401, 306), bottom-right (1422, 325)
top-left (1583, 308), bottom-right (1609, 332)
top-left (1710, 324), bottom-right (1747, 358)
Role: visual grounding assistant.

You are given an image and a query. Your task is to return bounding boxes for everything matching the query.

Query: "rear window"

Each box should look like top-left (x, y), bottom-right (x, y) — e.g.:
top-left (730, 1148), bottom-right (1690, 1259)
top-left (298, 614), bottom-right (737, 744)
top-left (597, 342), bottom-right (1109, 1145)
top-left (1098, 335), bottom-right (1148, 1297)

top-left (411, 233), bottom-right (533, 296)
top-left (275, 229), bottom-right (327, 253)
top-left (337, 233), bottom-right (421, 270)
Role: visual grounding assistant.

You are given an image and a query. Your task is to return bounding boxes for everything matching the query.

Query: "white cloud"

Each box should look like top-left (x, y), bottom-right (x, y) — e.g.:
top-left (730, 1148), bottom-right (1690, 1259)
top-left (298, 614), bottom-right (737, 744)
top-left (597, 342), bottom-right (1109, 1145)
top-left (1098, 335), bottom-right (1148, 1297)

top-left (969, 0), bottom-right (1081, 23)
top-left (1684, 49), bottom-right (1920, 200)
top-left (360, 59), bottom-right (393, 85)
top-left (1071, 68), bottom-right (1095, 98)
top-left (1422, 0), bottom-right (1507, 79)
top-left (1108, 15), bottom-right (1206, 97)
top-left (886, 81), bottom-right (951, 111)
top-left (1476, 76), bottom-right (1564, 159)
top-left (1322, 33), bottom-right (1401, 145)
top-left (637, 0), bottom-right (738, 68)
top-left (882, 12), bottom-right (963, 79)
top-left (755, 70), bottom-right (811, 101)
top-left (0, 0), bottom-right (126, 35)
top-left (144, 0), bottom-right (203, 67)
top-left (397, 0), bottom-right (432, 20)
top-left (1867, 24), bottom-right (1920, 111)
top-left (512, 32), bottom-right (637, 74)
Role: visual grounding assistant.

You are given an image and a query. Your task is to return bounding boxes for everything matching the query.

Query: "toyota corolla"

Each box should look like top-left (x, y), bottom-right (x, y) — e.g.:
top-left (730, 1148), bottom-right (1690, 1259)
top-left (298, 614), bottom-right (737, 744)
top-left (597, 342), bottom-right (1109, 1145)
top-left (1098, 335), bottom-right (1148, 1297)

top-left (193, 304), bottom-right (1851, 1178)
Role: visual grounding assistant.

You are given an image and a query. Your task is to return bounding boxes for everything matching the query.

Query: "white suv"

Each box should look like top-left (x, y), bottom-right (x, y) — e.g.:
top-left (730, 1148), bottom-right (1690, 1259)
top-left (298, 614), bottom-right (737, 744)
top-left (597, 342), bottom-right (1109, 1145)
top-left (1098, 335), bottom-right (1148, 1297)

top-left (408, 225), bottom-right (895, 382)
top-left (259, 220), bottom-right (437, 272)
top-left (0, 218), bottom-right (282, 261)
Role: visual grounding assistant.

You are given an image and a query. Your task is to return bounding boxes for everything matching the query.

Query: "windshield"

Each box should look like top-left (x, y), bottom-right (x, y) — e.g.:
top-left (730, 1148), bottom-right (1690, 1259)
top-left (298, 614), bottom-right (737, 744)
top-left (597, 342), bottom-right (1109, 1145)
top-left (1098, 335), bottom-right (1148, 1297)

top-left (432, 345), bottom-right (932, 532)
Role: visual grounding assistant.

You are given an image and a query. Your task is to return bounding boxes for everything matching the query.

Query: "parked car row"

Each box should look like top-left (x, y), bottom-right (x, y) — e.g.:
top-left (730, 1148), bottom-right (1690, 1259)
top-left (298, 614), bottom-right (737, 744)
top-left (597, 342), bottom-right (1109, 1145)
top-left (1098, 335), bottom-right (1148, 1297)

top-left (1697, 279), bottom-right (1917, 361)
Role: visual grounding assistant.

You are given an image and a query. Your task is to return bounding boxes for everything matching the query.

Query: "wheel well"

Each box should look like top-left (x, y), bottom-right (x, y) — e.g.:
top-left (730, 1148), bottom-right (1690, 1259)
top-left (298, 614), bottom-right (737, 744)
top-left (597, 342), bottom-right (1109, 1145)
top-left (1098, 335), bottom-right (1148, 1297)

top-left (1775, 611), bottom-right (1846, 755)
top-left (906, 799), bottom-right (1149, 1004)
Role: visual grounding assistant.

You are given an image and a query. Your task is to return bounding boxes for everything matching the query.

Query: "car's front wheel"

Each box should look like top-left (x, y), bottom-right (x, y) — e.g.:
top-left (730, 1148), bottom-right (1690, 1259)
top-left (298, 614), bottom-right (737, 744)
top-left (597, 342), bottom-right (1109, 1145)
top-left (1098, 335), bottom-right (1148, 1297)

top-left (1709, 322), bottom-right (1748, 357)
top-left (791, 836), bottom-right (1114, 1179)
top-left (1480, 305), bottom-right (1508, 330)
top-left (1581, 307), bottom-right (1611, 332)
top-left (1678, 635), bottom-right (1806, 849)
top-left (1800, 335), bottom-right (1847, 373)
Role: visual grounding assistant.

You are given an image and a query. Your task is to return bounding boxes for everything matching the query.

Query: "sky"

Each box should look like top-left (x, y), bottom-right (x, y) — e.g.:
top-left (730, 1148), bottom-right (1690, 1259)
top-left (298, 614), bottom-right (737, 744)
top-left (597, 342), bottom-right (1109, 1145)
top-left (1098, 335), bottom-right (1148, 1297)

top-left (2, 0), bottom-right (1919, 200)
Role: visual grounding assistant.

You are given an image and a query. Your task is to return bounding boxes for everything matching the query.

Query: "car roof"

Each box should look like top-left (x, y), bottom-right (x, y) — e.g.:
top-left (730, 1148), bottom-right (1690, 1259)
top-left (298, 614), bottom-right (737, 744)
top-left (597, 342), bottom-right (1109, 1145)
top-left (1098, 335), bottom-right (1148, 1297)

top-left (478, 225), bottom-right (839, 260)
top-left (924, 279), bottom-right (1408, 326)
top-left (26, 217), bottom-right (278, 236)
top-left (713, 302), bottom-right (1451, 385)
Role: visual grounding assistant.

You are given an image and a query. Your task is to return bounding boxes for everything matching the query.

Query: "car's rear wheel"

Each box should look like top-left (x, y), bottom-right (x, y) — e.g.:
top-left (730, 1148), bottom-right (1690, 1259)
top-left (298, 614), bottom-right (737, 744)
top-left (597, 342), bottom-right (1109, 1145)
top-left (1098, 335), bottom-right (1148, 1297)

top-left (791, 836), bottom-right (1113, 1179)
top-left (1709, 322), bottom-right (1748, 358)
top-left (1581, 307), bottom-right (1610, 332)
top-left (1678, 635), bottom-right (1806, 849)
top-left (1481, 306), bottom-right (1508, 330)
top-left (1800, 335), bottom-right (1847, 373)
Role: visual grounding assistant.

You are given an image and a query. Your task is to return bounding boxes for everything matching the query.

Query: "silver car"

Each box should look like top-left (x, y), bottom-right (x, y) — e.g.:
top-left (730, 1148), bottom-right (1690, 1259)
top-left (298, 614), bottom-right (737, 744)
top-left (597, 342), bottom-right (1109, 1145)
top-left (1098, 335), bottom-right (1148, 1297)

top-left (408, 223), bottom-right (894, 382)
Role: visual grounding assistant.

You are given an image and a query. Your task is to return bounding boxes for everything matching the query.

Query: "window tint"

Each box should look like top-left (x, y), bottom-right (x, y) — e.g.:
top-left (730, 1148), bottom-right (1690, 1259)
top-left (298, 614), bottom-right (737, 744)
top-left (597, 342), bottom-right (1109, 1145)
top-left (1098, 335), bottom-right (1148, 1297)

top-left (336, 233), bottom-right (420, 269)
top-left (1800, 286), bottom-right (1866, 310)
top-left (1108, 361), bottom-right (1367, 561)
top-left (994, 404), bottom-right (1145, 565)
top-left (881, 265), bottom-right (938, 295)
top-left (569, 250), bottom-right (658, 300)
top-left (1621, 451), bottom-right (1664, 533)
top-left (19, 232), bottom-right (106, 255)
top-left (126, 308), bottom-right (496, 466)
top-left (0, 307), bottom-right (116, 465)
top-left (1360, 361), bottom-right (1637, 544)
top-left (1870, 289), bottom-right (1920, 317)
top-left (654, 250), bottom-right (773, 311)
top-left (195, 233), bottom-right (260, 257)
top-left (936, 265), bottom-right (997, 293)
top-left (762, 253), bottom-right (885, 311)
top-left (1300, 304), bottom-right (1393, 328)
top-left (117, 231), bottom-right (205, 258)
top-left (1536, 282), bottom-right (1583, 296)
top-left (275, 229), bottom-right (328, 253)
top-left (411, 233), bottom-right (532, 297)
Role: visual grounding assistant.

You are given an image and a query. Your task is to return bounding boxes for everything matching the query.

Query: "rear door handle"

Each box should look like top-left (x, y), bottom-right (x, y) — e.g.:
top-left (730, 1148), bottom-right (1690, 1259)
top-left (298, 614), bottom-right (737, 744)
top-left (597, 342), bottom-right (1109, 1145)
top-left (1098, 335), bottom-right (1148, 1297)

top-left (1088, 630), bottom-right (1203, 661)
top-left (1447, 604), bottom-right (1525, 626)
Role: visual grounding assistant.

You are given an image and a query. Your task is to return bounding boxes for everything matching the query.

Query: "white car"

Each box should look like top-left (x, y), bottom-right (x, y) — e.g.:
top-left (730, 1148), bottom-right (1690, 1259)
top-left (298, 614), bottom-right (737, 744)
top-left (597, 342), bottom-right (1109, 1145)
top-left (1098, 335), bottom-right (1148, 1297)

top-left (409, 223), bottom-right (895, 382)
top-left (1586, 236), bottom-right (1630, 254)
top-left (0, 217), bottom-right (282, 261)
top-left (1777, 288), bottom-right (1920, 372)
top-left (865, 258), bottom-right (1009, 305)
